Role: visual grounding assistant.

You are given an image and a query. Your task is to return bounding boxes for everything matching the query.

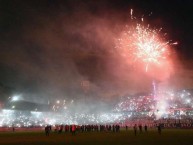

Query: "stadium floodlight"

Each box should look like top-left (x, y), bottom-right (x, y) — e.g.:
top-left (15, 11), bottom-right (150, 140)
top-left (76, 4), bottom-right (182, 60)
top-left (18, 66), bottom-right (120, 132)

top-left (11, 95), bottom-right (21, 102)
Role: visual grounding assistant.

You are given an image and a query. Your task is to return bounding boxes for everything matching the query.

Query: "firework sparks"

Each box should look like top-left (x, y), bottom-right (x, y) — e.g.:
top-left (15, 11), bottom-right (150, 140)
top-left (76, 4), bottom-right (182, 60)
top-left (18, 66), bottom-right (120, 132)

top-left (130, 9), bottom-right (133, 19)
top-left (117, 10), bottom-right (177, 72)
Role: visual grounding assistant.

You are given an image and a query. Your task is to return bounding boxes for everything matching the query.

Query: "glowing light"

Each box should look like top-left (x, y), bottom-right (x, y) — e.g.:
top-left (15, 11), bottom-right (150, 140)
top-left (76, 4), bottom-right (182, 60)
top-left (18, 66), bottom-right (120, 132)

top-left (117, 10), bottom-right (177, 72)
top-left (186, 99), bottom-right (191, 104)
top-left (0, 89), bottom-right (192, 126)
top-left (11, 95), bottom-right (21, 102)
top-left (130, 9), bottom-right (133, 19)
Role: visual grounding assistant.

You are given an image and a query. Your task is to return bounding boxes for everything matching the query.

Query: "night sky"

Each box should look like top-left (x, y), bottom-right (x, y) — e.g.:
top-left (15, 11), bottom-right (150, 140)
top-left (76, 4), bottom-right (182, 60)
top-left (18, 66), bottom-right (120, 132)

top-left (0, 0), bottom-right (193, 104)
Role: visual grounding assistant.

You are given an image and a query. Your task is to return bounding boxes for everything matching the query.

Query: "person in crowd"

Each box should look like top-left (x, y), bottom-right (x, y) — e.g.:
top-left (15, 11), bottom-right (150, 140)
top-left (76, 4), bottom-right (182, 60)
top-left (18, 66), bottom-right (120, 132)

top-left (58, 125), bottom-right (63, 134)
top-left (134, 124), bottom-right (137, 136)
top-left (139, 124), bottom-right (142, 133)
top-left (157, 124), bottom-right (161, 135)
top-left (144, 124), bottom-right (147, 132)
top-left (45, 125), bottom-right (50, 136)
top-left (113, 125), bottom-right (115, 132)
top-left (72, 124), bottom-right (76, 135)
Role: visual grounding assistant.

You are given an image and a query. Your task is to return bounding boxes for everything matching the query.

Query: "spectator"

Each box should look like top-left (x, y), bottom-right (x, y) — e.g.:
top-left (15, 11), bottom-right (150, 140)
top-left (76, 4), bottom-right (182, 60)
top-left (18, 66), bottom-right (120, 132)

top-left (134, 124), bottom-right (137, 136)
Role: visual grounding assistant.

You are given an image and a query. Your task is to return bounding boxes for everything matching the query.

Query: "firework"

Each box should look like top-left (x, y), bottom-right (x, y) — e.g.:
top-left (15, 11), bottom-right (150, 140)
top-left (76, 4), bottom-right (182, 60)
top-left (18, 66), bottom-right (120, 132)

top-left (117, 10), bottom-right (177, 72)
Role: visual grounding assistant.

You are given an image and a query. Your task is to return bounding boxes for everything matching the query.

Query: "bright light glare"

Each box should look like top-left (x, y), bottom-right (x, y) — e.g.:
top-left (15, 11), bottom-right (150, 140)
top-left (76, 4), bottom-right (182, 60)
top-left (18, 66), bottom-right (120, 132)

top-left (11, 95), bottom-right (21, 102)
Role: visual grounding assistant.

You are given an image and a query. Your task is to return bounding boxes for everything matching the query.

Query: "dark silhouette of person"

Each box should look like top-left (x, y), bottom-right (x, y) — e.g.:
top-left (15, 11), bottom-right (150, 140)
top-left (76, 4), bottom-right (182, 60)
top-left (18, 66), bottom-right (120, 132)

top-left (45, 126), bottom-right (50, 136)
top-left (58, 125), bottom-right (63, 134)
top-left (139, 124), bottom-right (142, 133)
top-left (157, 124), bottom-right (161, 135)
top-left (72, 124), bottom-right (76, 135)
top-left (134, 124), bottom-right (137, 136)
top-left (113, 125), bottom-right (115, 132)
top-left (144, 125), bottom-right (147, 132)
top-left (126, 125), bottom-right (128, 131)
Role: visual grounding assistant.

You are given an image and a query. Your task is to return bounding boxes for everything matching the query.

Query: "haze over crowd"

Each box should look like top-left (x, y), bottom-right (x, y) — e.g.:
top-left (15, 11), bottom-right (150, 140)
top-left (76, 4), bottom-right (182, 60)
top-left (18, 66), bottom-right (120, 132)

top-left (0, 0), bottom-right (192, 109)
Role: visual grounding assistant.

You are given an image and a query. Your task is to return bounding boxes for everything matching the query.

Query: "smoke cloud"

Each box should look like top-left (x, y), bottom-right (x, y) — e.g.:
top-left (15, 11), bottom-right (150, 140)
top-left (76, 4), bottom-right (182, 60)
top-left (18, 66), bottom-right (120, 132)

top-left (0, 1), bottom-right (192, 110)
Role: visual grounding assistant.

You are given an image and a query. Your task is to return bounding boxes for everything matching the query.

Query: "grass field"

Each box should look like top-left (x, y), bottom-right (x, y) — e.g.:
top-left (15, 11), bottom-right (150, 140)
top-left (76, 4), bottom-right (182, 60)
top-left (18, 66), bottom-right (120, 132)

top-left (0, 129), bottom-right (193, 145)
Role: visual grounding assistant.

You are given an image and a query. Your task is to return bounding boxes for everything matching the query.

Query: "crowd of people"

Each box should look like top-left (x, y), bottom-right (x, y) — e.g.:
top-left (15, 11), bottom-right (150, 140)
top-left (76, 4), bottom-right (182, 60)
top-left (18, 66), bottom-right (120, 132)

top-left (44, 123), bottom-right (164, 137)
top-left (44, 124), bottom-right (121, 136)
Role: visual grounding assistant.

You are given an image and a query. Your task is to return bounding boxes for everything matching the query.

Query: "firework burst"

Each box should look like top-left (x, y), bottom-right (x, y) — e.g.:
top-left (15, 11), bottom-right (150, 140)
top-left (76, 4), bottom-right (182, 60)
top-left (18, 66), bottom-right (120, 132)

top-left (117, 10), bottom-right (177, 72)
